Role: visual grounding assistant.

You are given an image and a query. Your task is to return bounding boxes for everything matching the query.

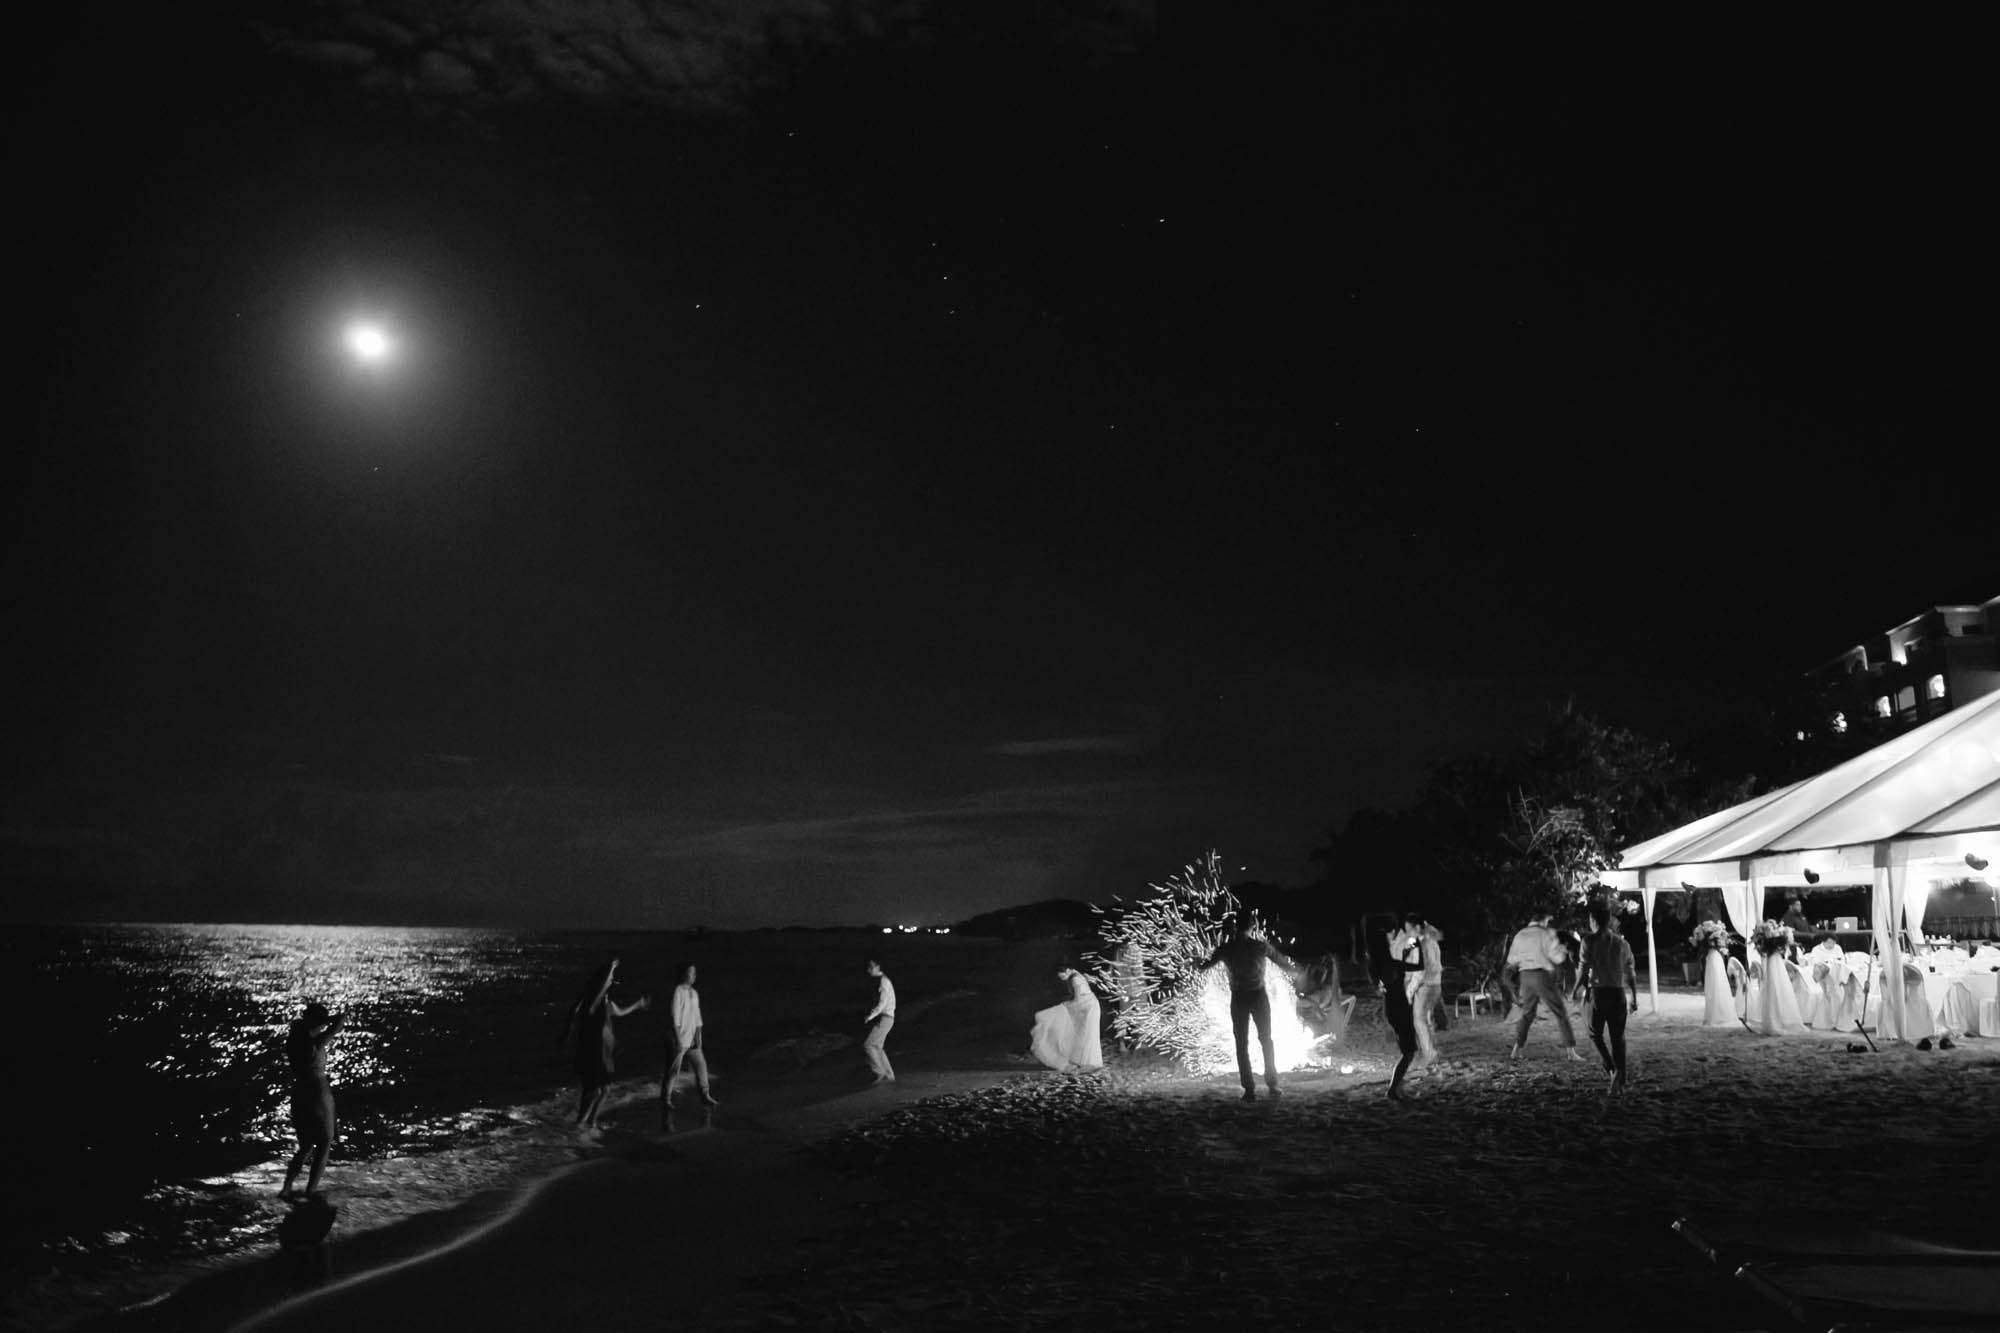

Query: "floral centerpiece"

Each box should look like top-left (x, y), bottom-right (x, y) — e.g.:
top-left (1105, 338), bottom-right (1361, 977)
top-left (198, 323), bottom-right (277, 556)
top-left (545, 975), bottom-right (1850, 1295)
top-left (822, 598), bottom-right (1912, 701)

top-left (1749, 920), bottom-right (1794, 956)
top-left (1688, 920), bottom-right (1735, 956)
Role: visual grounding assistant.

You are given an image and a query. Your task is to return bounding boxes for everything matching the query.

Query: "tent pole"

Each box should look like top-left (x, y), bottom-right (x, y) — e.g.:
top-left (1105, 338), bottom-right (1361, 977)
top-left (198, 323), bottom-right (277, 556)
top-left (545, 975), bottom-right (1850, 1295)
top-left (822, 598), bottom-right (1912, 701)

top-left (1645, 886), bottom-right (1660, 1015)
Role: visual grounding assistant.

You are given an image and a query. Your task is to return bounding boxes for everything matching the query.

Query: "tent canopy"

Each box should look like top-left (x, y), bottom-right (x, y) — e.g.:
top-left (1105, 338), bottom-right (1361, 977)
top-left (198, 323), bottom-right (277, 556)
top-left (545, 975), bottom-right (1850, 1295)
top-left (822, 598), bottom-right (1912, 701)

top-left (1604, 689), bottom-right (1999, 1037)
top-left (1607, 688), bottom-right (2000, 892)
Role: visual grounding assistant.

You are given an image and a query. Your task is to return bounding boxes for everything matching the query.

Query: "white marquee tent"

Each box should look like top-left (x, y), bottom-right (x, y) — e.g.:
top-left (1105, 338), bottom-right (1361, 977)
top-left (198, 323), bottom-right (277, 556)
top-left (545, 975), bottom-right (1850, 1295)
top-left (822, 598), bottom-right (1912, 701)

top-left (1604, 688), bottom-right (2000, 1036)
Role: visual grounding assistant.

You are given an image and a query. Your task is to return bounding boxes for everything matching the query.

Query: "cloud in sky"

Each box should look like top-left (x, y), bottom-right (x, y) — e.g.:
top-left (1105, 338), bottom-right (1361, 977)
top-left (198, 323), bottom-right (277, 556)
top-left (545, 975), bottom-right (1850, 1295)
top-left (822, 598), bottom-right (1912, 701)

top-left (657, 780), bottom-right (1146, 861)
top-left (986, 735), bottom-right (1148, 757)
top-left (254, 0), bottom-right (1156, 113)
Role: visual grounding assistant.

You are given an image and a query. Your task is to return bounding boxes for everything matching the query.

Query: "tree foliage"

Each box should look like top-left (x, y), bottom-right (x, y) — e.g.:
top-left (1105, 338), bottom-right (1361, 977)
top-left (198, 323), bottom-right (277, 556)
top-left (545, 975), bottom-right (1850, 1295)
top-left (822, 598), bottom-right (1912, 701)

top-left (1309, 703), bottom-right (1756, 950)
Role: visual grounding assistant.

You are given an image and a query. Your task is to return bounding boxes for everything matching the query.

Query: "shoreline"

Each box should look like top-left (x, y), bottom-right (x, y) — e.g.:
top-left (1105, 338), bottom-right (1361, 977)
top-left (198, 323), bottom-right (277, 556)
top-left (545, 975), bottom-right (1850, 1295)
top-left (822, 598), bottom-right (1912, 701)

top-left (78, 1055), bottom-right (1050, 1333)
top-left (40, 984), bottom-right (2000, 1331)
top-left (44, 988), bottom-right (1032, 1332)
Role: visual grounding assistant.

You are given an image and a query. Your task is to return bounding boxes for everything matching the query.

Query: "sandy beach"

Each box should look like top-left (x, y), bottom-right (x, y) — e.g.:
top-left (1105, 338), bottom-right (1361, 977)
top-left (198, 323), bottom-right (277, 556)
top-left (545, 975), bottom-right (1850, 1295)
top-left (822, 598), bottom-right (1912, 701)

top-left (55, 979), bottom-right (2000, 1333)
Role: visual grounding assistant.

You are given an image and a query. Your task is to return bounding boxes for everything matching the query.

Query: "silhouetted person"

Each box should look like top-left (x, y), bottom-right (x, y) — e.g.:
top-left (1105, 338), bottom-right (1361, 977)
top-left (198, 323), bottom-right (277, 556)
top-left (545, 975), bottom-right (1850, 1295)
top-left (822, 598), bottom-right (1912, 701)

top-left (661, 962), bottom-right (718, 1116)
top-left (1200, 916), bottom-right (1294, 1100)
top-left (1400, 910), bottom-right (1445, 1063)
top-left (280, 1002), bottom-right (345, 1199)
top-left (1579, 900), bottom-right (1639, 1092)
top-left (862, 958), bottom-right (896, 1083)
top-left (1379, 926), bottom-right (1427, 1100)
top-left (564, 958), bottom-right (649, 1128)
top-left (1507, 912), bottom-right (1584, 1062)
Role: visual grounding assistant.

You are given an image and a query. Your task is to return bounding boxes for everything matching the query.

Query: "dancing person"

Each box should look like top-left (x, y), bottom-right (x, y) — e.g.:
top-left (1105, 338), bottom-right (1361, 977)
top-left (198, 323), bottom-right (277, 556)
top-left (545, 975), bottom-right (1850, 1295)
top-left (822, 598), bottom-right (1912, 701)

top-left (1401, 910), bottom-right (1445, 1064)
top-left (661, 963), bottom-right (718, 1116)
top-left (1296, 952), bottom-right (1346, 1039)
top-left (1506, 911), bottom-right (1585, 1062)
top-left (1579, 900), bottom-right (1639, 1093)
top-left (1029, 964), bottom-right (1105, 1071)
top-left (564, 958), bottom-right (649, 1128)
top-left (1379, 924), bottom-right (1428, 1100)
top-left (1199, 915), bottom-right (1294, 1100)
top-left (280, 1002), bottom-right (345, 1199)
top-left (862, 958), bottom-right (896, 1084)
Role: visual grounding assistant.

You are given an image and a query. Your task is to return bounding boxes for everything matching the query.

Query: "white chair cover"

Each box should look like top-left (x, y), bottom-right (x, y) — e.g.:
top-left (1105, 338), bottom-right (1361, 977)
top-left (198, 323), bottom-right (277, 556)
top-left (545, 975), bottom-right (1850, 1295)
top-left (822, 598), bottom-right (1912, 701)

top-left (1809, 959), bottom-right (1844, 1028)
top-left (1960, 970), bottom-right (1997, 1037)
top-left (1787, 958), bottom-right (1814, 1024)
top-left (1939, 981), bottom-right (1975, 1036)
top-left (1842, 951), bottom-right (1875, 1029)
top-left (1901, 962), bottom-right (1936, 1041)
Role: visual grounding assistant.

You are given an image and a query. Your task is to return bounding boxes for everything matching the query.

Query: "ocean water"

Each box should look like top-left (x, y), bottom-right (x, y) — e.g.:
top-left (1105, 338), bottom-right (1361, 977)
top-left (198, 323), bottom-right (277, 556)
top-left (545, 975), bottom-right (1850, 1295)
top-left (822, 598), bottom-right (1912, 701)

top-left (1, 921), bottom-right (1016, 1317)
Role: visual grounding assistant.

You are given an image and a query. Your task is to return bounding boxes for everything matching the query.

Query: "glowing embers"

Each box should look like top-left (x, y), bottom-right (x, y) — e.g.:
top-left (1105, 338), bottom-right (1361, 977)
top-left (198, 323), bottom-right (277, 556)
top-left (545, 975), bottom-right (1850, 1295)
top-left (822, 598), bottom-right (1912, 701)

top-left (1189, 960), bottom-right (1321, 1076)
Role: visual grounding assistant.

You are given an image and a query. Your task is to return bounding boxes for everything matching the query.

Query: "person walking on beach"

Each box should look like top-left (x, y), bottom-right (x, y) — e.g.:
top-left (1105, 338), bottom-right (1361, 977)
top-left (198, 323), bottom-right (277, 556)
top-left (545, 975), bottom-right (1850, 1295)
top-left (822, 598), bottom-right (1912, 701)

top-left (280, 1002), bottom-right (345, 1199)
top-left (1200, 915), bottom-right (1294, 1101)
top-left (661, 963), bottom-right (719, 1116)
top-left (1029, 963), bottom-right (1105, 1072)
top-left (862, 958), bottom-right (896, 1084)
top-left (1379, 924), bottom-right (1428, 1101)
top-left (1401, 910), bottom-right (1445, 1064)
top-left (564, 958), bottom-right (650, 1129)
top-left (1506, 911), bottom-right (1584, 1062)
top-left (1578, 900), bottom-right (1639, 1093)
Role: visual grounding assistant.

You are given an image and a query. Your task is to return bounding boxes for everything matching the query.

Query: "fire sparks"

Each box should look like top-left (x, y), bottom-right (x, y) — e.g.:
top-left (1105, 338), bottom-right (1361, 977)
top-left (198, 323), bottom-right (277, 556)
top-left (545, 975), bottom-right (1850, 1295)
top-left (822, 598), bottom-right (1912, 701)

top-left (1086, 850), bottom-right (1327, 1074)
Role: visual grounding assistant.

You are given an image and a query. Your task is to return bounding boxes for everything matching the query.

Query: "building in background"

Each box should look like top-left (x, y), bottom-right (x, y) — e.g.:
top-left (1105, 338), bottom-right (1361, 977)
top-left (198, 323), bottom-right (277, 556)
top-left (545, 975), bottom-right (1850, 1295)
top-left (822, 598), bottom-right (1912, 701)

top-left (1806, 597), bottom-right (1999, 751)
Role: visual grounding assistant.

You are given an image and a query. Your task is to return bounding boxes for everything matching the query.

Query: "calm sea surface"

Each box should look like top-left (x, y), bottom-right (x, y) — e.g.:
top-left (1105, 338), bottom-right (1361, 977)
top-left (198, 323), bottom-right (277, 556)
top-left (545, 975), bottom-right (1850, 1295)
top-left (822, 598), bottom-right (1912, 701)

top-left (1, 922), bottom-right (999, 1315)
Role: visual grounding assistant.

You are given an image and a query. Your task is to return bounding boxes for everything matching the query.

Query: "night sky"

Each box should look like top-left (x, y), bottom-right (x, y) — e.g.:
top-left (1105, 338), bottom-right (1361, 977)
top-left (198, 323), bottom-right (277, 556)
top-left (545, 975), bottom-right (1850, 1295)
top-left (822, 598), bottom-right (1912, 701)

top-left (9, 4), bottom-right (1990, 928)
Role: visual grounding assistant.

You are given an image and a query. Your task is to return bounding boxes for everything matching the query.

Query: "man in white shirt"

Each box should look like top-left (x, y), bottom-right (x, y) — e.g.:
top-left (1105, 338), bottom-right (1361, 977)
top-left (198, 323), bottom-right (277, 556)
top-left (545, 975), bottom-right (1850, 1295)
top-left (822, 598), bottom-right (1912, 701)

top-left (863, 959), bottom-right (897, 1083)
top-left (1506, 912), bottom-right (1584, 1061)
top-left (661, 963), bottom-right (719, 1116)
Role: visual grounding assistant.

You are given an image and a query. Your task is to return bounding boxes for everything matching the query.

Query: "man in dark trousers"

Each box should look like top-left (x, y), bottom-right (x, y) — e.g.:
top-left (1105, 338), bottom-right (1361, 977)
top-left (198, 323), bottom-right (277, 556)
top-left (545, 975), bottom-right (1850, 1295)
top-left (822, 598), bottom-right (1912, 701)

top-left (1506, 911), bottom-right (1586, 1062)
top-left (1200, 916), bottom-right (1296, 1101)
top-left (1579, 899), bottom-right (1640, 1093)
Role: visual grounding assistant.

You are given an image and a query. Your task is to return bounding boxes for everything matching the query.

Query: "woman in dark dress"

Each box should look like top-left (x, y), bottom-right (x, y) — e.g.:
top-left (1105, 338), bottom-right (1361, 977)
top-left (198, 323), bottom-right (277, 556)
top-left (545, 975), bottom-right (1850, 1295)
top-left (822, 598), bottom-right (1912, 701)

top-left (564, 958), bottom-right (649, 1128)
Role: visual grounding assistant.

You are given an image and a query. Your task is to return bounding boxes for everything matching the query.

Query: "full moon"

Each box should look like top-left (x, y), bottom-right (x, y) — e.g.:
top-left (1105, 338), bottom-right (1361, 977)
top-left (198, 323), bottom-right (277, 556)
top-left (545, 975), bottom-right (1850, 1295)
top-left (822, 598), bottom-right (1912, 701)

top-left (345, 322), bottom-right (393, 363)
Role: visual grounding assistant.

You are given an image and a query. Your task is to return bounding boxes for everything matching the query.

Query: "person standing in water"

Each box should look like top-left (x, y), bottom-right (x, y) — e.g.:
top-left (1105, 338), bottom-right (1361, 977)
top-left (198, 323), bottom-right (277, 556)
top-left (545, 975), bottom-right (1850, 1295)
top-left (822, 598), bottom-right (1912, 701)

top-left (862, 958), bottom-right (897, 1084)
top-left (280, 1002), bottom-right (345, 1199)
top-left (661, 962), bottom-right (719, 1115)
top-left (564, 958), bottom-right (650, 1129)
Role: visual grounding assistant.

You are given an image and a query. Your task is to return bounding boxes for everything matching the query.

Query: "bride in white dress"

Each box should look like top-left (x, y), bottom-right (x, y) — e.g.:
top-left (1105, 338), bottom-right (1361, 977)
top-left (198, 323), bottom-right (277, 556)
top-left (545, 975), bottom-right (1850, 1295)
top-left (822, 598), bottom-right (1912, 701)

top-left (1750, 950), bottom-right (1807, 1034)
top-left (1030, 966), bottom-right (1104, 1071)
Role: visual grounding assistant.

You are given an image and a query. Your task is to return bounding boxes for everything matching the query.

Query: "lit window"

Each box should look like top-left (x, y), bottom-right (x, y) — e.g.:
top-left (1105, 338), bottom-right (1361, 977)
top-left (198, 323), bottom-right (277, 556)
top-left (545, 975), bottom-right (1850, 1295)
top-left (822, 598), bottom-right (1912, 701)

top-left (1895, 686), bottom-right (1916, 714)
top-left (1830, 712), bottom-right (1847, 734)
top-left (1927, 674), bottom-right (1946, 700)
top-left (1796, 730), bottom-right (1807, 742)
top-left (1875, 696), bottom-right (1891, 718)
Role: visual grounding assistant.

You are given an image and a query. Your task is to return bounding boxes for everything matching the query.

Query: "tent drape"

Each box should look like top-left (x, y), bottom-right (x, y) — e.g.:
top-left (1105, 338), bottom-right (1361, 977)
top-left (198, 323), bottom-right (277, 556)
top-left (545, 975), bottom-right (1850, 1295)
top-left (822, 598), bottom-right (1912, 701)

top-left (1719, 881), bottom-right (1759, 940)
top-left (1905, 879), bottom-right (1932, 940)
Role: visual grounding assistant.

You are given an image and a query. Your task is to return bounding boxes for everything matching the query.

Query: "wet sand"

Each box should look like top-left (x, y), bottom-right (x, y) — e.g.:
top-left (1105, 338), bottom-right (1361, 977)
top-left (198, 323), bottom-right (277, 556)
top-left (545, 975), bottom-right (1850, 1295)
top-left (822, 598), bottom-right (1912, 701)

top-left (58, 986), bottom-right (2000, 1332)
